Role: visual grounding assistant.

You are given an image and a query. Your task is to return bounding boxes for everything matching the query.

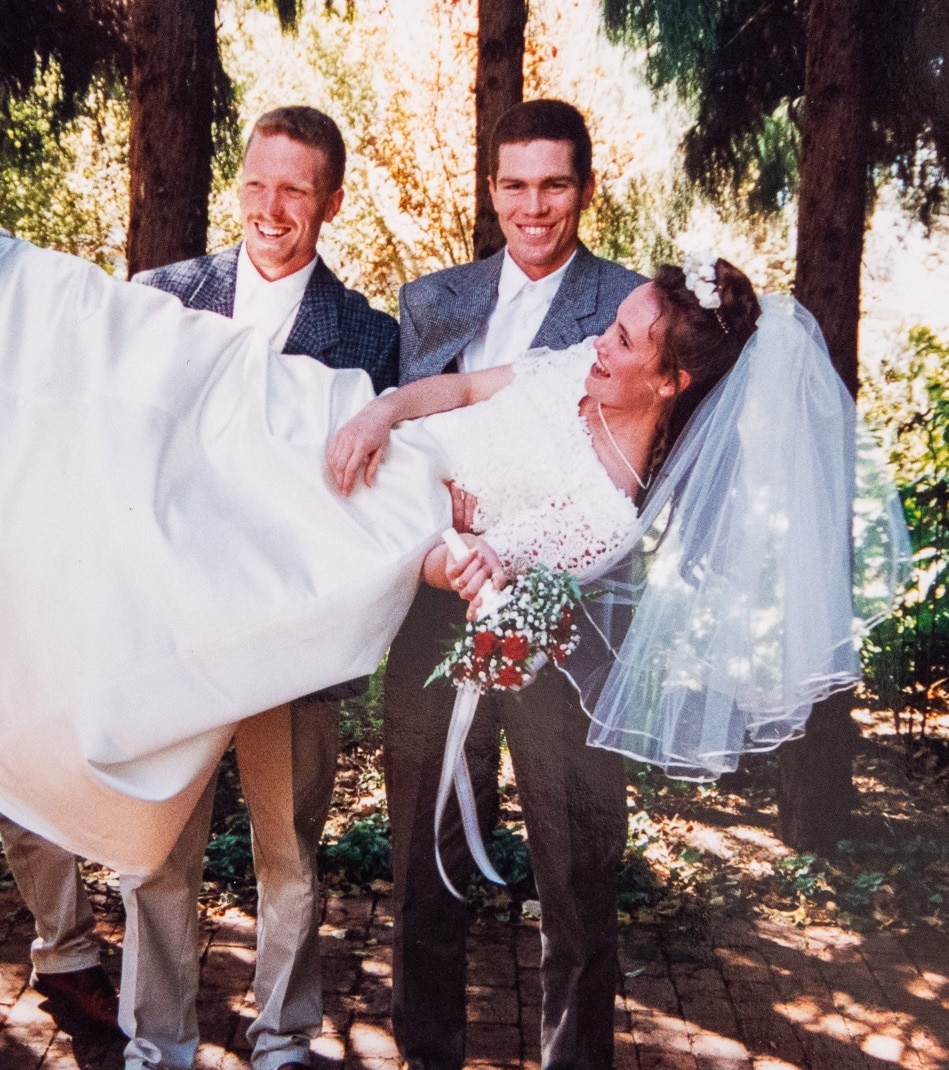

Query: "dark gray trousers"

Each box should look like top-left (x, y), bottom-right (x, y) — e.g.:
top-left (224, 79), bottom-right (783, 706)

top-left (384, 585), bottom-right (627, 1070)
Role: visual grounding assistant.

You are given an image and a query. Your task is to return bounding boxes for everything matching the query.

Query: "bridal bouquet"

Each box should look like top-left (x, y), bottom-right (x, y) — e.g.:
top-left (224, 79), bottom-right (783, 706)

top-left (427, 563), bottom-right (582, 693)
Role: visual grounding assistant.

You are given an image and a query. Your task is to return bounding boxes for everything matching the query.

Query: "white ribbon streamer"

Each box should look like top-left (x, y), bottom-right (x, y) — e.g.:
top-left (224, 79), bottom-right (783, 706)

top-left (433, 529), bottom-right (508, 899)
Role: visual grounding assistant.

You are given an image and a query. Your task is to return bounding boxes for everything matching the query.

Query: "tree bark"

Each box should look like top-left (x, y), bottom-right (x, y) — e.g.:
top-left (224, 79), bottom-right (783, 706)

top-left (779, 0), bottom-right (870, 852)
top-left (473, 0), bottom-right (527, 260)
top-left (126, 0), bottom-right (217, 275)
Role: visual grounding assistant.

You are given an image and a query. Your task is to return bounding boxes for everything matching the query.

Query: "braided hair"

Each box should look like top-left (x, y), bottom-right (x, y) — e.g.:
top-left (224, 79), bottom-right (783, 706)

top-left (643, 258), bottom-right (761, 481)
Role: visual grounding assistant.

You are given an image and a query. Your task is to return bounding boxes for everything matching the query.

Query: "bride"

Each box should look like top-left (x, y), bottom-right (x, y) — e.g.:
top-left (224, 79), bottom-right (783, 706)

top-left (0, 235), bottom-right (904, 872)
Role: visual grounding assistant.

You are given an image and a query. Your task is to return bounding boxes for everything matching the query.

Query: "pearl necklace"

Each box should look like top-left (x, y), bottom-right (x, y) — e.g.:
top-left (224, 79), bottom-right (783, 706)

top-left (597, 403), bottom-right (647, 491)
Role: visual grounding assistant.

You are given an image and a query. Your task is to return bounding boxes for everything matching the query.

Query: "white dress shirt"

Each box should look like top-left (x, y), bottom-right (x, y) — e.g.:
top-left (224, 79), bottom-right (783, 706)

top-left (460, 248), bottom-right (575, 372)
top-left (232, 244), bottom-right (318, 351)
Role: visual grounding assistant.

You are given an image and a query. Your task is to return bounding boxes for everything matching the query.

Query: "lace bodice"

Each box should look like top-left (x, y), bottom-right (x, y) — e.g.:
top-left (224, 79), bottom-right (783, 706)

top-left (419, 340), bottom-right (641, 580)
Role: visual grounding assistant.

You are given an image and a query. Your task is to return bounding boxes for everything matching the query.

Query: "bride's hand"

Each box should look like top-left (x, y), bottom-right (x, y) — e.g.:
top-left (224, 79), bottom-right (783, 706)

top-left (444, 535), bottom-right (507, 619)
top-left (327, 399), bottom-right (396, 495)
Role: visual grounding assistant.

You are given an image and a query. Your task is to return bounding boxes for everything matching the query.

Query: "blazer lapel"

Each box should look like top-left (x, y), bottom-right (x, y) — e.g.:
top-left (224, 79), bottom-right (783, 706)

top-left (532, 245), bottom-right (600, 350)
top-left (187, 247), bottom-right (238, 317)
top-left (415, 254), bottom-right (502, 378)
top-left (284, 259), bottom-right (340, 358)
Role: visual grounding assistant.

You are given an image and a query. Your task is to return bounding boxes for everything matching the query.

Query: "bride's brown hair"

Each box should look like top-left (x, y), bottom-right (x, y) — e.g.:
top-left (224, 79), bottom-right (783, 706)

top-left (645, 258), bottom-right (761, 479)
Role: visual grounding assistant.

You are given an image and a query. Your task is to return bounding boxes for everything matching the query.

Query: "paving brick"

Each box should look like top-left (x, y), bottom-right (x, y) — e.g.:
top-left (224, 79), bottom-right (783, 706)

top-left (321, 953), bottom-right (359, 994)
top-left (219, 1054), bottom-right (252, 1070)
top-left (310, 1032), bottom-right (346, 1067)
top-left (200, 944), bottom-right (255, 994)
top-left (466, 1021), bottom-right (520, 1064)
top-left (343, 1060), bottom-right (399, 1070)
top-left (346, 1021), bottom-right (399, 1064)
top-left (348, 976), bottom-right (391, 1017)
top-left (515, 922), bottom-right (542, 968)
top-left (325, 895), bottom-right (373, 930)
top-left (0, 961), bottom-right (30, 1009)
top-left (4, 883), bottom-right (949, 1070)
top-left (613, 1030), bottom-right (641, 1069)
top-left (196, 997), bottom-right (243, 1052)
top-left (468, 935), bottom-right (517, 985)
top-left (637, 1047), bottom-right (698, 1070)
top-left (469, 983), bottom-right (519, 1025)
top-left (359, 950), bottom-right (392, 978)
top-left (518, 966), bottom-right (542, 1006)
top-left (208, 908), bottom-right (257, 947)
top-left (520, 1000), bottom-right (541, 1038)
top-left (627, 974), bottom-right (682, 1017)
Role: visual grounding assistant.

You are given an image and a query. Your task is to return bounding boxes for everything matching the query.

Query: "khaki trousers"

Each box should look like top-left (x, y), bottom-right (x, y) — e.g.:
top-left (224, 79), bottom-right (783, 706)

top-left (0, 817), bottom-right (102, 974)
top-left (120, 697), bottom-right (340, 1070)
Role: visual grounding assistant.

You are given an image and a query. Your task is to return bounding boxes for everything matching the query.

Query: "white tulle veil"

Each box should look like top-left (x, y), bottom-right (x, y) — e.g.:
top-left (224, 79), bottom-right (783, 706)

top-left (568, 294), bottom-right (912, 780)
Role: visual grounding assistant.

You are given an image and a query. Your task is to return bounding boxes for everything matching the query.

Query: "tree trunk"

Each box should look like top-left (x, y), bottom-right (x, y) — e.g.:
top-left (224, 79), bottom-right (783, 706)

top-left (779, 0), bottom-right (870, 852)
top-left (473, 0), bottom-right (527, 260)
top-left (126, 0), bottom-right (217, 275)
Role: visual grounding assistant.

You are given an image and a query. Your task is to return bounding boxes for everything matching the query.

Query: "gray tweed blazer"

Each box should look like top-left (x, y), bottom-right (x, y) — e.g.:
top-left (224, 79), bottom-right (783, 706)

top-left (135, 244), bottom-right (399, 393)
top-left (397, 243), bottom-right (646, 385)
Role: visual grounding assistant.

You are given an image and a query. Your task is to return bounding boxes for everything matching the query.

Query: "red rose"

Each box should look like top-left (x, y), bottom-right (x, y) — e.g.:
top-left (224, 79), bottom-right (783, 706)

top-left (473, 631), bottom-right (501, 657)
top-left (552, 644), bottom-right (569, 665)
top-left (496, 665), bottom-right (525, 688)
top-left (500, 634), bottom-right (531, 661)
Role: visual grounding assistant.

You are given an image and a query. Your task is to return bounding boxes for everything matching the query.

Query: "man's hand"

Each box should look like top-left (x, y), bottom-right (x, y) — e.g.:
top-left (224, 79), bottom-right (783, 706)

top-left (327, 399), bottom-right (396, 496)
top-left (448, 482), bottom-right (478, 532)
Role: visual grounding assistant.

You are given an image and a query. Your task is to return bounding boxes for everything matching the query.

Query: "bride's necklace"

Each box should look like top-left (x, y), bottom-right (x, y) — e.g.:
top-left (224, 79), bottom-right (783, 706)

top-left (596, 402), bottom-right (647, 491)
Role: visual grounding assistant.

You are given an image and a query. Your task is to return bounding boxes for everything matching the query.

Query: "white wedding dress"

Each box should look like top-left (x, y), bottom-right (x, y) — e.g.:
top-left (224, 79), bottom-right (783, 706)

top-left (0, 237), bottom-right (639, 872)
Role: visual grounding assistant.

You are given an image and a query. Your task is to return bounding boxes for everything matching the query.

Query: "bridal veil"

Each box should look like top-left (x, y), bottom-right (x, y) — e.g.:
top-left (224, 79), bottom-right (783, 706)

top-left (575, 295), bottom-right (911, 778)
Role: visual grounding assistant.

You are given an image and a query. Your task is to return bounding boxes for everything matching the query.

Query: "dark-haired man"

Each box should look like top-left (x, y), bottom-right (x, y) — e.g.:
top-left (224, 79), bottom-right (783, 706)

top-left (122, 106), bottom-right (398, 1070)
top-left (385, 99), bottom-right (646, 1069)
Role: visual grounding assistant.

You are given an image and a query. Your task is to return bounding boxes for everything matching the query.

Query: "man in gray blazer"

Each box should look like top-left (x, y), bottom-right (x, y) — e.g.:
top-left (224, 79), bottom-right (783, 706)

top-left (122, 107), bottom-right (397, 1070)
top-left (385, 100), bottom-right (646, 1070)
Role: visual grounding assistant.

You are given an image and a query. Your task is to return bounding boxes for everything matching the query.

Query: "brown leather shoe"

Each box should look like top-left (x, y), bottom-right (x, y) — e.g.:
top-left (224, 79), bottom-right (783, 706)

top-left (31, 964), bottom-right (120, 1031)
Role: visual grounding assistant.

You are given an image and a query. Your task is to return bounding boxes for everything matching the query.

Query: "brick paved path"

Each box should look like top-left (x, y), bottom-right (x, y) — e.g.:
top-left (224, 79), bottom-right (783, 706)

top-left (1, 885), bottom-right (947, 1069)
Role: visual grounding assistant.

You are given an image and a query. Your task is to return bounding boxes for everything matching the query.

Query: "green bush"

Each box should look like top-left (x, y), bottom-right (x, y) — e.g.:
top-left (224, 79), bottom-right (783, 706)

top-left (860, 327), bottom-right (949, 725)
top-left (319, 813), bottom-right (392, 886)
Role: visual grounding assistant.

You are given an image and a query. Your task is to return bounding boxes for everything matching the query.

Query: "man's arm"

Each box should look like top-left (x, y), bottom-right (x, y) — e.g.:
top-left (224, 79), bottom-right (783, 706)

top-left (397, 283), bottom-right (422, 374)
top-left (327, 364), bottom-right (514, 495)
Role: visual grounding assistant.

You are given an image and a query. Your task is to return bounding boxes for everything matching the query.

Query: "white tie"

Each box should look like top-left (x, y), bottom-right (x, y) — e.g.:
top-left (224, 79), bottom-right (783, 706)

top-left (481, 281), bottom-right (549, 366)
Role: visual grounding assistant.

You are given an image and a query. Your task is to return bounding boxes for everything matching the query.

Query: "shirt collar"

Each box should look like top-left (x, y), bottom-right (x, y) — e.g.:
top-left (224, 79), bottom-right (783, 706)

top-left (497, 247), bottom-right (576, 306)
top-left (236, 242), bottom-right (319, 307)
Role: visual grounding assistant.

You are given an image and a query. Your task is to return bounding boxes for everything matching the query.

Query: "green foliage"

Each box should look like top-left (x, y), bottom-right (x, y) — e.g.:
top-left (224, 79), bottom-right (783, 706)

top-left (339, 664), bottom-right (385, 750)
top-left (205, 748), bottom-right (254, 892)
top-left (618, 811), bottom-right (663, 910)
top-left (0, 0), bottom-right (129, 119)
top-left (0, 845), bottom-right (13, 890)
top-left (602, 0), bottom-right (805, 213)
top-left (775, 837), bottom-right (949, 928)
top-left (320, 813), bottom-right (392, 885)
top-left (603, 0), bottom-right (726, 99)
top-left (861, 328), bottom-right (949, 716)
top-left (602, 0), bottom-right (948, 222)
top-left (617, 852), bottom-right (661, 910)
top-left (0, 64), bottom-right (129, 266)
top-left (586, 171), bottom-right (692, 273)
top-left (484, 825), bottom-right (533, 887)
top-left (205, 803), bottom-right (254, 890)
top-left (775, 853), bottom-right (827, 899)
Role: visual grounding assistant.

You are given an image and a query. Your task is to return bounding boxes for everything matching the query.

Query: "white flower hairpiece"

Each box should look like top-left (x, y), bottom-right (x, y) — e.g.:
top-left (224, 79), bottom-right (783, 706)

top-left (682, 250), bottom-right (722, 310)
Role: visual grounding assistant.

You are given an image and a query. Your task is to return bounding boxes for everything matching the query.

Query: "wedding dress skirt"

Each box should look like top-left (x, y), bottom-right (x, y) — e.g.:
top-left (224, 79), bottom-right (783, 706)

top-left (0, 238), bottom-right (451, 872)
